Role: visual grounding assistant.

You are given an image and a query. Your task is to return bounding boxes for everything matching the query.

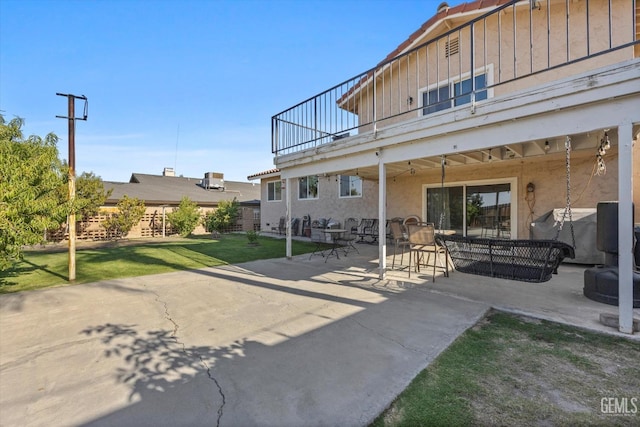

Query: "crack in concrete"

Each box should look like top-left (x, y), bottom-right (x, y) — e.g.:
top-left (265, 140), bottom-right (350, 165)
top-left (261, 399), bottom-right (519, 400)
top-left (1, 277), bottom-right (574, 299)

top-left (347, 316), bottom-right (427, 355)
top-left (0, 337), bottom-right (100, 370)
top-left (148, 288), bottom-right (226, 427)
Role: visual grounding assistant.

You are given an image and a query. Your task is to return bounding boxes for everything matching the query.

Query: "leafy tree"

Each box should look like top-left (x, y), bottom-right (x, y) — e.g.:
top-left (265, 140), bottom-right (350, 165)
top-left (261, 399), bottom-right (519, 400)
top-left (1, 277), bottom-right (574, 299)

top-left (73, 170), bottom-right (113, 221)
top-left (101, 195), bottom-right (146, 239)
top-left (466, 193), bottom-right (484, 226)
top-left (203, 198), bottom-right (239, 233)
top-left (0, 116), bottom-right (67, 270)
top-left (51, 168), bottom-right (113, 223)
top-left (166, 197), bottom-right (201, 237)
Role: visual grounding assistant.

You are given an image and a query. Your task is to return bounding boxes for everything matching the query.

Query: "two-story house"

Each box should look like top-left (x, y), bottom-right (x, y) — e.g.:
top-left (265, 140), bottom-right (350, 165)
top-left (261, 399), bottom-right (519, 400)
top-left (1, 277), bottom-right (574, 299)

top-left (250, 0), bottom-right (640, 332)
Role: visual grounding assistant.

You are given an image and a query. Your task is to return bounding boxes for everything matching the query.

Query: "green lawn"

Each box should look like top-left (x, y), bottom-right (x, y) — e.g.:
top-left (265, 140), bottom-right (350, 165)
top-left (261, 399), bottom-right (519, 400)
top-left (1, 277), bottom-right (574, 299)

top-left (373, 311), bottom-right (640, 426)
top-left (0, 234), bottom-right (322, 294)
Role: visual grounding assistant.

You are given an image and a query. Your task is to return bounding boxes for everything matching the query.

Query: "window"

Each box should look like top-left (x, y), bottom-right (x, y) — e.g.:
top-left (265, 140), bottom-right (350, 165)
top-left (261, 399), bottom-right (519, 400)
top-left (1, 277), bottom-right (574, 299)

top-left (298, 175), bottom-right (318, 199)
top-left (454, 74), bottom-right (487, 106)
top-left (267, 181), bottom-right (282, 201)
top-left (339, 175), bottom-right (362, 198)
top-left (422, 85), bottom-right (451, 115)
top-left (422, 72), bottom-right (488, 115)
top-left (425, 179), bottom-right (513, 238)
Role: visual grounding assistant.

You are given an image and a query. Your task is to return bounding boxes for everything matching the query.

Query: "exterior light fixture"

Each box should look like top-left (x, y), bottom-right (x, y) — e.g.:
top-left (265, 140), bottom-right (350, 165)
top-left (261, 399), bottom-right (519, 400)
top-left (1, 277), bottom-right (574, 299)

top-left (544, 140), bottom-right (550, 152)
top-left (603, 132), bottom-right (610, 150)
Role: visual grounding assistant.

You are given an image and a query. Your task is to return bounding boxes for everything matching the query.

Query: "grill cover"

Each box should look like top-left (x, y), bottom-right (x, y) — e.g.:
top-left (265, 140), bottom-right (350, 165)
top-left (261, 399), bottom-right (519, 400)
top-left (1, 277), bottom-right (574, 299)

top-left (530, 208), bottom-right (603, 265)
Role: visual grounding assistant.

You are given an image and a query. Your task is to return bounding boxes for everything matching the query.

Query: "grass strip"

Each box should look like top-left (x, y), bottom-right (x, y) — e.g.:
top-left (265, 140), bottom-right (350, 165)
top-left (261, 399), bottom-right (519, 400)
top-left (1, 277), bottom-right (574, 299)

top-left (373, 311), bottom-right (640, 426)
top-left (0, 234), bottom-right (323, 293)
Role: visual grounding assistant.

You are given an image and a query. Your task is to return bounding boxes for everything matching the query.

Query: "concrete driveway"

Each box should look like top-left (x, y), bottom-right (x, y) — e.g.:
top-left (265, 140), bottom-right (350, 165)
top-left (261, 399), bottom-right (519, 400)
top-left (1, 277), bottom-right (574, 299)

top-left (0, 249), bottom-right (488, 427)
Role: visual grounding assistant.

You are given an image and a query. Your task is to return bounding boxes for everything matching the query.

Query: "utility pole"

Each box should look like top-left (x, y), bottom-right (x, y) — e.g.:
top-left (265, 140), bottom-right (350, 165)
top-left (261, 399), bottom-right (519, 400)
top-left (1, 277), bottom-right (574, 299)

top-left (56, 93), bottom-right (88, 282)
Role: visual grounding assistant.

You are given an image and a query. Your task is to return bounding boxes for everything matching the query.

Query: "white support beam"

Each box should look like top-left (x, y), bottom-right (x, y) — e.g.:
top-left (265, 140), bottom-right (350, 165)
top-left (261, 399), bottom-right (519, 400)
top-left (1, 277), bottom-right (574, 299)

top-left (531, 140), bottom-right (548, 155)
top-left (444, 155), bottom-right (466, 166)
top-left (286, 177), bottom-right (292, 260)
top-left (378, 157), bottom-right (387, 279)
top-left (505, 144), bottom-right (524, 157)
top-left (459, 151), bottom-right (484, 162)
top-left (617, 123), bottom-right (634, 334)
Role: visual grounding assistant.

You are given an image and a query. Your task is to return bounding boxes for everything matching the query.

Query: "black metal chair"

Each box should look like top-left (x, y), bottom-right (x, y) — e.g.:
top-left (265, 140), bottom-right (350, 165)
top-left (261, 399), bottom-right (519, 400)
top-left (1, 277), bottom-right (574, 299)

top-left (308, 227), bottom-right (327, 260)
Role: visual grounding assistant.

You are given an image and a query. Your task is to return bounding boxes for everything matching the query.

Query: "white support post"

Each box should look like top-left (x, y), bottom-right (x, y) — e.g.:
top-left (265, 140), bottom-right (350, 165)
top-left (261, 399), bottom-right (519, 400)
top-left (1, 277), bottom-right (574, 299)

top-left (618, 122), bottom-right (634, 334)
top-left (378, 154), bottom-right (387, 279)
top-left (286, 178), bottom-right (292, 260)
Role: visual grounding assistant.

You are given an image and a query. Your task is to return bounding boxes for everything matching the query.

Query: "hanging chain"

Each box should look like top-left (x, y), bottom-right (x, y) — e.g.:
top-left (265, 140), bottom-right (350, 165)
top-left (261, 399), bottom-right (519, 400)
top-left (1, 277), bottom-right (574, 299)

top-left (555, 136), bottom-right (576, 248)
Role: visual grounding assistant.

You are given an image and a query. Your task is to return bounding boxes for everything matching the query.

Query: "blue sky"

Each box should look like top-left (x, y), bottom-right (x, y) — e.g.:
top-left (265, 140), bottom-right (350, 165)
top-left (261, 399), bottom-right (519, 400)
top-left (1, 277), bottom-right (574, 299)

top-left (1, 0), bottom-right (442, 183)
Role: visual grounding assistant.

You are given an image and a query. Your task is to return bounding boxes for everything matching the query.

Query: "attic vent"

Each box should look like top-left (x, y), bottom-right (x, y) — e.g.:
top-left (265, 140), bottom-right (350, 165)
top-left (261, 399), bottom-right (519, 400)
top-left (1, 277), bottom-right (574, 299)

top-left (437, 2), bottom-right (449, 13)
top-left (445, 37), bottom-right (459, 57)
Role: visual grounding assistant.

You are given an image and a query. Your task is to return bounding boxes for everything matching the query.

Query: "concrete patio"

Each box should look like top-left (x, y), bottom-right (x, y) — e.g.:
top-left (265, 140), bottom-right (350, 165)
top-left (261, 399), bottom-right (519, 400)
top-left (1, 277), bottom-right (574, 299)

top-left (349, 241), bottom-right (640, 338)
top-left (0, 240), bottom-right (637, 427)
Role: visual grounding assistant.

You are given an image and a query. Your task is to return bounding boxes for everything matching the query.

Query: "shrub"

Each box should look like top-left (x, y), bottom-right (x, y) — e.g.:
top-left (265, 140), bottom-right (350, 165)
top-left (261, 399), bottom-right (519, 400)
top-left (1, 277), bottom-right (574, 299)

top-left (203, 199), bottom-right (239, 233)
top-left (101, 195), bottom-right (146, 239)
top-left (167, 197), bottom-right (201, 237)
top-left (246, 229), bottom-right (259, 244)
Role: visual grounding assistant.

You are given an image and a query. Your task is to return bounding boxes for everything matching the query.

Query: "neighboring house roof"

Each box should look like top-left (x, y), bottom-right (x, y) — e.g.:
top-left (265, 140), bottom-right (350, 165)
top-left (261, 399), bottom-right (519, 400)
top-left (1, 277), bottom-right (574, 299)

top-left (105, 173), bottom-right (260, 206)
top-left (247, 168), bottom-right (280, 180)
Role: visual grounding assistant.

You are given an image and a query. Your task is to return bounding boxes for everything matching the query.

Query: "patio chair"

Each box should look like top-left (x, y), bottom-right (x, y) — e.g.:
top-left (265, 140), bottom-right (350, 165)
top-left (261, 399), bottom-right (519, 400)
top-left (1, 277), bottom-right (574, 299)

top-left (369, 219), bottom-right (379, 243)
top-left (407, 223), bottom-right (449, 281)
top-left (390, 220), bottom-right (410, 270)
top-left (338, 217), bottom-right (359, 255)
top-left (278, 216), bottom-right (286, 235)
top-left (308, 227), bottom-right (327, 260)
top-left (479, 215), bottom-right (497, 238)
top-left (356, 218), bottom-right (375, 243)
top-left (385, 218), bottom-right (402, 244)
top-left (402, 215), bottom-right (421, 228)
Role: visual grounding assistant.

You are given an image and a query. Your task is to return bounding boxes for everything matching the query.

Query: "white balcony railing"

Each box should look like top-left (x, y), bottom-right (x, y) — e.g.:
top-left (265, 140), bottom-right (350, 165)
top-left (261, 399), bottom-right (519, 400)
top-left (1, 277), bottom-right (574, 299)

top-left (272, 0), bottom-right (638, 156)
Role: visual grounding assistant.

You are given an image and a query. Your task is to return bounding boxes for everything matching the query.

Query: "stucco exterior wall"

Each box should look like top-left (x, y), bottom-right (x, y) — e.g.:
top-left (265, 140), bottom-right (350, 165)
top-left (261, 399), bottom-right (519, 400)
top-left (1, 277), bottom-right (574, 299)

top-left (354, 0), bottom-right (635, 130)
top-left (258, 176), bottom-right (379, 232)
top-left (263, 139), bottom-right (638, 239)
top-left (386, 143), bottom-right (639, 238)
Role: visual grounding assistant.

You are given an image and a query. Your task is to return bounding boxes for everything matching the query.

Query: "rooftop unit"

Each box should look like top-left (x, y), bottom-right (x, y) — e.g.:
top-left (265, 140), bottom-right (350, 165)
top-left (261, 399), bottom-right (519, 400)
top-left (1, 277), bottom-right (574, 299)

top-left (203, 172), bottom-right (224, 190)
top-left (163, 167), bottom-right (175, 177)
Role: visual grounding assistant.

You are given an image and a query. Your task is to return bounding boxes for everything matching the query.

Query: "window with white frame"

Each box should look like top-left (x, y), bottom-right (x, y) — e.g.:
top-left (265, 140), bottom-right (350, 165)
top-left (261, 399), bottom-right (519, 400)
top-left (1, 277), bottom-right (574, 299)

top-left (422, 72), bottom-right (488, 115)
top-left (298, 175), bottom-right (318, 199)
top-left (339, 175), bottom-right (362, 198)
top-left (267, 180), bottom-right (282, 201)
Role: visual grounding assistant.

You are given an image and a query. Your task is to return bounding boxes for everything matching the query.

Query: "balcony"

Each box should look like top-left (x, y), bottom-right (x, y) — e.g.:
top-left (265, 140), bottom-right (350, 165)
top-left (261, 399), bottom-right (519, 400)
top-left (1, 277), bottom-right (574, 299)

top-left (272, 0), bottom-right (639, 158)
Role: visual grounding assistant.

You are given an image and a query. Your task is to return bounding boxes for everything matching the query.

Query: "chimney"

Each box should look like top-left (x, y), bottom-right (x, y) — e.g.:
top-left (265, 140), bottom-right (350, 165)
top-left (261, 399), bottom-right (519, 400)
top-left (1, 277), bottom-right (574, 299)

top-left (163, 167), bottom-right (175, 177)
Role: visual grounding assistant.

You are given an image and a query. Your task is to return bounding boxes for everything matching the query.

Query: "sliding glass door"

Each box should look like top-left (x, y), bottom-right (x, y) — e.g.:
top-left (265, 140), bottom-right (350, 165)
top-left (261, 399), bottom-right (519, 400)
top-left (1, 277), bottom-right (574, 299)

top-left (425, 180), bottom-right (514, 238)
